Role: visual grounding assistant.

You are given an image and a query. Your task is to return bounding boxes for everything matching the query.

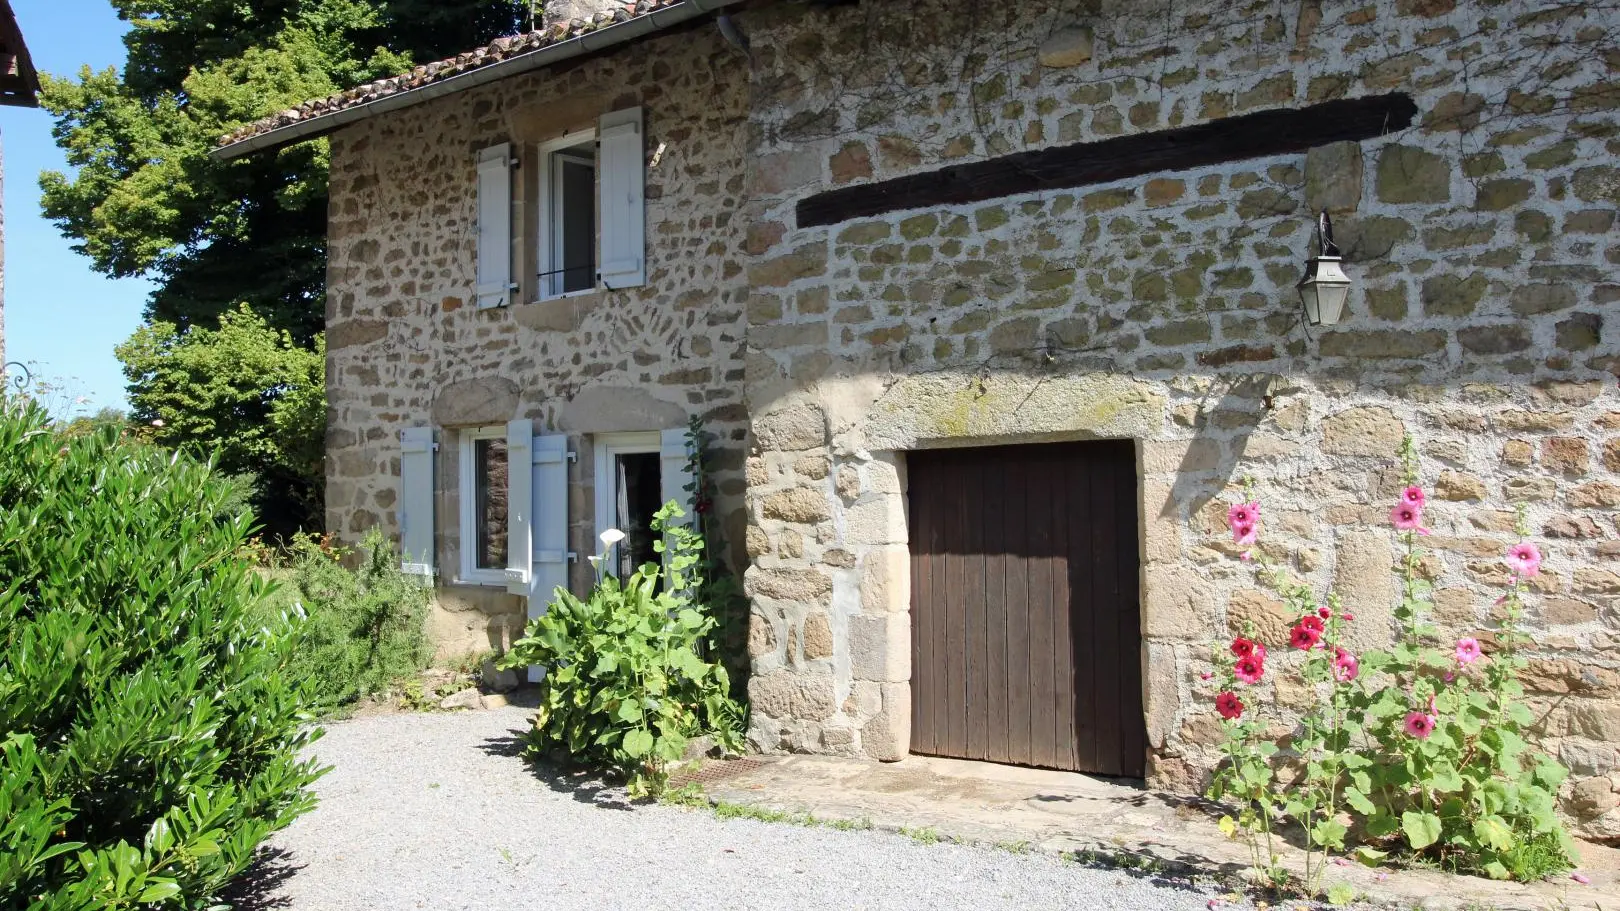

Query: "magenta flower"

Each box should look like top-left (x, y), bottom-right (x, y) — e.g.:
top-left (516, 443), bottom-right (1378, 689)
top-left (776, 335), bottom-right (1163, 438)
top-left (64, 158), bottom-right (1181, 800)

top-left (1404, 711), bottom-right (1437, 739)
top-left (1455, 637), bottom-right (1482, 665)
top-left (1290, 623), bottom-right (1322, 651)
top-left (1230, 637), bottom-right (1263, 660)
top-left (1216, 691), bottom-right (1244, 720)
top-left (1332, 649), bottom-right (1360, 682)
top-left (1507, 542), bottom-right (1542, 578)
top-left (1228, 502), bottom-right (1260, 546)
top-left (1402, 485), bottom-right (1426, 508)
top-left (1297, 614), bottom-right (1325, 635)
top-left (1317, 606), bottom-right (1331, 619)
top-left (1390, 503), bottom-right (1431, 535)
top-left (1234, 655), bottom-right (1265, 685)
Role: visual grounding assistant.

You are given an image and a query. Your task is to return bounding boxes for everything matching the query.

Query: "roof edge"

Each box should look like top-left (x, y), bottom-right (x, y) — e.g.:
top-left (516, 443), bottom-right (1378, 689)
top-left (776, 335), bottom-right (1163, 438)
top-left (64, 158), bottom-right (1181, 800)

top-left (212, 0), bottom-right (740, 161)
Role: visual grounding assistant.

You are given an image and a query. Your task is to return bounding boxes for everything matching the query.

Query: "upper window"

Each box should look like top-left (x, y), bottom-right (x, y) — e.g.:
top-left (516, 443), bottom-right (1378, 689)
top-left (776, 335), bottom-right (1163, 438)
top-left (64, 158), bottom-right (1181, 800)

top-left (459, 426), bottom-right (510, 584)
top-left (538, 131), bottom-right (598, 298)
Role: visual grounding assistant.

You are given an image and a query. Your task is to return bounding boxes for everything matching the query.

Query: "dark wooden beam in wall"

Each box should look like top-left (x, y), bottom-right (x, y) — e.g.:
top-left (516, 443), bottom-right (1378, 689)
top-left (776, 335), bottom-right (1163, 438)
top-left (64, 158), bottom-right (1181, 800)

top-left (796, 92), bottom-right (1417, 228)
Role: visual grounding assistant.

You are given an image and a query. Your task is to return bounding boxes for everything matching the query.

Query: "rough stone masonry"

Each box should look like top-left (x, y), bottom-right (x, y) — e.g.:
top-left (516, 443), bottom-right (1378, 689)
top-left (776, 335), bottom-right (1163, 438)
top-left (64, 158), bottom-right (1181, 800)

top-left (734, 0), bottom-right (1620, 840)
top-left (317, 0), bottom-right (1620, 839)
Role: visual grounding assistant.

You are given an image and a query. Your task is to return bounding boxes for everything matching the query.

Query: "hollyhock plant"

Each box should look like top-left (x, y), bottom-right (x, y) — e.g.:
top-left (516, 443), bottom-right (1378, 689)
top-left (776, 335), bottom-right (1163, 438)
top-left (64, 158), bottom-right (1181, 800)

top-left (1216, 691), bottom-right (1244, 720)
top-left (1455, 637), bottom-right (1482, 666)
top-left (1234, 654), bottom-right (1265, 684)
top-left (1507, 542), bottom-right (1542, 578)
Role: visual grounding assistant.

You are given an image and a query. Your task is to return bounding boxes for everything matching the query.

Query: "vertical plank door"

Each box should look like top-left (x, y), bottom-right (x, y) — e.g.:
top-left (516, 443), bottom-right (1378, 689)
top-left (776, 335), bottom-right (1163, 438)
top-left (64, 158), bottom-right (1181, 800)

top-left (907, 440), bottom-right (1146, 777)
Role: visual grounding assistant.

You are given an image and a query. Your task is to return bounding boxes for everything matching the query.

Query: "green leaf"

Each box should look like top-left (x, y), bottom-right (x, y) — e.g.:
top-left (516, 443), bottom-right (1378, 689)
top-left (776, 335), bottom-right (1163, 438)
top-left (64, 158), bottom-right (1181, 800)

top-left (1325, 882), bottom-right (1357, 906)
top-left (593, 653), bottom-right (618, 675)
top-left (1343, 786), bottom-right (1375, 815)
top-left (139, 880), bottom-right (183, 903)
top-left (1351, 846), bottom-right (1387, 867)
top-left (1472, 815), bottom-right (1515, 852)
top-left (1402, 811), bottom-right (1442, 851)
top-left (622, 728), bottom-right (654, 758)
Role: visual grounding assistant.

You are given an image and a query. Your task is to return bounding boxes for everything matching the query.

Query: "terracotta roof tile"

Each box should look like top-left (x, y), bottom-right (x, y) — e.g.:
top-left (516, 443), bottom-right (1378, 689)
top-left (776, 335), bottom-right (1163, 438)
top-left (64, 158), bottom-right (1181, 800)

top-left (216, 0), bottom-right (680, 149)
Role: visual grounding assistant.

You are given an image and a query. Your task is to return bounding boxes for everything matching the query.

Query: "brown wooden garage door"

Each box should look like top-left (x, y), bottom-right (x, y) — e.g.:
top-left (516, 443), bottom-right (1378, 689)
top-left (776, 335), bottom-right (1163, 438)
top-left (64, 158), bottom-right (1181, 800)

top-left (907, 440), bottom-right (1146, 777)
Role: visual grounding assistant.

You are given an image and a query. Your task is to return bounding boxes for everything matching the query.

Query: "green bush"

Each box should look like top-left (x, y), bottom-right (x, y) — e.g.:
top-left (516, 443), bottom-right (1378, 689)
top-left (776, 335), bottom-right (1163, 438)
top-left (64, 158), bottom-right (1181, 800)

top-left (501, 503), bottom-right (744, 797)
top-left (0, 394), bottom-right (323, 908)
top-left (276, 530), bottom-right (432, 712)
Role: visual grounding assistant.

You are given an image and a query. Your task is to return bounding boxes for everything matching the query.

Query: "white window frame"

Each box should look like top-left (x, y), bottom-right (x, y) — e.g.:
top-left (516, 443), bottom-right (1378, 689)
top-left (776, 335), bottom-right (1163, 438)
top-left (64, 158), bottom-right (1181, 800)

top-left (535, 128), bottom-right (599, 301)
top-left (458, 425), bottom-right (512, 586)
top-left (592, 431), bottom-right (662, 572)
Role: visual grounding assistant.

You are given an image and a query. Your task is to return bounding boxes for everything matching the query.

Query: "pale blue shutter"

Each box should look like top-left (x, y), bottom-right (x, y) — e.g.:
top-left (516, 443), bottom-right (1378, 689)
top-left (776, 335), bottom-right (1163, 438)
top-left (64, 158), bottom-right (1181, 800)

top-left (528, 433), bottom-right (571, 683)
top-left (504, 419), bottom-right (533, 595)
top-left (475, 143), bottom-right (513, 309)
top-left (597, 108), bottom-right (645, 289)
top-left (398, 427), bottom-right (436, 576)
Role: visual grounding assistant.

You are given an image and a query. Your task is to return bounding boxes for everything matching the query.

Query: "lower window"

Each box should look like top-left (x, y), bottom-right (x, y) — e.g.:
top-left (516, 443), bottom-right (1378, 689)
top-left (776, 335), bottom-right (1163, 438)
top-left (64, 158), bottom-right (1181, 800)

top-left (593, 432), bottom-right (664, 578)
top-left (459, 426), bottom-right (510, 584)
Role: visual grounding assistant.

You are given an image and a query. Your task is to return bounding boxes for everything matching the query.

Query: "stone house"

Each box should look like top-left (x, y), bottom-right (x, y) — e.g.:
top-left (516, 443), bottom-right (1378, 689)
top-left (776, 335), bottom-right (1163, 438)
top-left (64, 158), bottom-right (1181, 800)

top-left (217, 0), bottom-right (1620, 836)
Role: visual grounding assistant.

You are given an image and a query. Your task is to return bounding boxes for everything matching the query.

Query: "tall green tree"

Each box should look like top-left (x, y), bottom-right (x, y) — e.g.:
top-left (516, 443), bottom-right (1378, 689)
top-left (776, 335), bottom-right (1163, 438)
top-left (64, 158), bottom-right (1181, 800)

top-left (40, 0), bottom-right (524, 531)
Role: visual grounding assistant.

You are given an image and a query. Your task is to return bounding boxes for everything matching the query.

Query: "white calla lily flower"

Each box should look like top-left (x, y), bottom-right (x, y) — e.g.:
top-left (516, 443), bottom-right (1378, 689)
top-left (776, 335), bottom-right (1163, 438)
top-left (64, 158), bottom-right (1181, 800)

top-left (599, 528), bottom-right (626, 546)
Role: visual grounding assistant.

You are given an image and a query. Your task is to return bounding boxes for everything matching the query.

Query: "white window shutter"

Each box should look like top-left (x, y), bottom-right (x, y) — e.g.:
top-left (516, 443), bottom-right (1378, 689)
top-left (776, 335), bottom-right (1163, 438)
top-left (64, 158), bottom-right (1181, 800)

top-left (528, 433), bottom-right (571, 683)
top-left (504, 419), bottom-right (533, 594)
top-left (475, 143), bottom-right (513, 309)
top-left (597, 108), bottom-right (646, 289)
top-left (398, 427), bottom-right (436, 576)
top-left (660, 426), bottom-right (696, 530)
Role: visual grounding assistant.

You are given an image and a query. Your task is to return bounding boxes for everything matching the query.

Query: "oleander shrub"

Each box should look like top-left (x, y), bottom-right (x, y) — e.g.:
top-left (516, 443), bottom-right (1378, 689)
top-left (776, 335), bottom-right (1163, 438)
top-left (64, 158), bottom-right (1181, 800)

top-left (278, 528), bottom-right (433, 712)
top-left (0, 394), bottom-right (323, 908)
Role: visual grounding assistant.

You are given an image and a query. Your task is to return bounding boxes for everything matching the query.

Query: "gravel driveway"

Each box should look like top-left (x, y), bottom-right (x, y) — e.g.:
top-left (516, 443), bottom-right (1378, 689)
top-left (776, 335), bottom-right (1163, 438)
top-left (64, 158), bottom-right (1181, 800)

top-left (235, 707), bottom-right (1242, 911)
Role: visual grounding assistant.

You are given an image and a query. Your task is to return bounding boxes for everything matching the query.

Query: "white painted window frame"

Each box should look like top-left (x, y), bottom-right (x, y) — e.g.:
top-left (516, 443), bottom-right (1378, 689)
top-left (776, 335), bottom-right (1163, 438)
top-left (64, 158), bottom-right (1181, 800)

top-left (535, 127), bottom-right (599, 301)
top-left (592, 431), bottom-right (662, 571)
top-left (458, 425), bottom-right (512, 586)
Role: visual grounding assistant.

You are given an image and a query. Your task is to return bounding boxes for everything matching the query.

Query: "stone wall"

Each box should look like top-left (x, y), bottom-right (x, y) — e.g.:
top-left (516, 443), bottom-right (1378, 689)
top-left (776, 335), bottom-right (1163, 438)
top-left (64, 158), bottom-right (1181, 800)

top-left (324, 22), bottom-right (752, 657)
top-left (735, 0), bottom-right (1620, 836)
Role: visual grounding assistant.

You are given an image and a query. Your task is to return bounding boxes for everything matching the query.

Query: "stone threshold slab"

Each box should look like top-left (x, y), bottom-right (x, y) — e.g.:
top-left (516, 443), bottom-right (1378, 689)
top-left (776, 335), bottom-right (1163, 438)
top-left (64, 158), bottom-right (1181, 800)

top-left (699, 753), bottom-right (1618, 911)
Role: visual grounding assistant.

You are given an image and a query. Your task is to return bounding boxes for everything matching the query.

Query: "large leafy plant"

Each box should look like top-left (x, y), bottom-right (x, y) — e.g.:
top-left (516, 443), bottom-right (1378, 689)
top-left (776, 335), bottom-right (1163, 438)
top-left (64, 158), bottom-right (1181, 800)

top-left (0, 394), bottom-right (323, 908)
top-left (500, 503), bottom-right (744, 797)
top-left (1209, 435), bottom-right (1575, 897)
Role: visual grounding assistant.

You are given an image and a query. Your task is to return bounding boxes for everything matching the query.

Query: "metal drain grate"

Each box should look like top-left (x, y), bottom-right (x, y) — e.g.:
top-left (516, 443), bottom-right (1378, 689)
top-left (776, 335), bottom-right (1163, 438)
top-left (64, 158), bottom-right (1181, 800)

top-left (668, 757), bottom-right (771, 790)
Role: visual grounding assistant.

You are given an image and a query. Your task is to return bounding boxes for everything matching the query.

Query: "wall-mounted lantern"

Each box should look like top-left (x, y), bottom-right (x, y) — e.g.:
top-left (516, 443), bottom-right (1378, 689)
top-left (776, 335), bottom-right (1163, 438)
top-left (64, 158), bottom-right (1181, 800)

top-left (1296, 210), bottom-right (1352, 327)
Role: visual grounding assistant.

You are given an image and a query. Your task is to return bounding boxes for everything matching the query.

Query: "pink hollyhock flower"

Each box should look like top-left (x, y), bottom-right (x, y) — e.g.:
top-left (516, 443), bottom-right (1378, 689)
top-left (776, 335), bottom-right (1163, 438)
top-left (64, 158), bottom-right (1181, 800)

top-left (1317, 606), bottom-right (1331, 619)
top-left (1390, 503), bottom-right (1431, 535)
top-left (1340, 611), bottom-right (1355, 621)
top-left (1216, 691), bottom-right (1244, 720)
top-left (1227, 502), bottom-right (1259, 527)
top-left (1572, 873), bottom-right (1591, 885)
top-left (1231, 520), bottom-right (1258, 547)
top-left (1455, 637), bottom-right (1482, 666)
top-left (1290, 623), bottom-right (1322, 651)
top-left (1402, 486), bottom-right (1426, 508)
top-left (1507, 542), bottom-right (1542, 578)
top-left (1404, 711), bottom-right (1437, 739)
top-left (1332, 649), bottom-right (1360, 683)
top-left (1234, 655), bottom-right (1265, 685)
top-left (1199, 671), bottom-right (1214, 681)
top-left (1298, 614), bottom-right (1325, 635)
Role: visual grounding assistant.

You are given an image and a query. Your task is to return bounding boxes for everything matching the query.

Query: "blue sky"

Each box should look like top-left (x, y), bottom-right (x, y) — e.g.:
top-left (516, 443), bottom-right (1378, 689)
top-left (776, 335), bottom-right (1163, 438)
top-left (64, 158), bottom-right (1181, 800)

top-left (2, 0), bottom-right (151, 413)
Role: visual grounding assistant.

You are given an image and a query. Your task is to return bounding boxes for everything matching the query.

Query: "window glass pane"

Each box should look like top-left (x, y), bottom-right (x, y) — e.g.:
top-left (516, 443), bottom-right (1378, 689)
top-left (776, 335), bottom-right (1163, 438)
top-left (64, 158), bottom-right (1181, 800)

top-left (475, 438), bottom-right (509, 570)
top-left (553, 143), bottom-right (596, 294)
top-left (612, 451), bottom-right (661, 578)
